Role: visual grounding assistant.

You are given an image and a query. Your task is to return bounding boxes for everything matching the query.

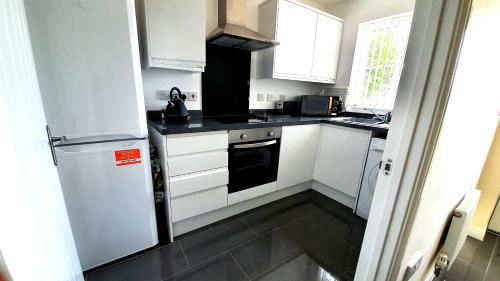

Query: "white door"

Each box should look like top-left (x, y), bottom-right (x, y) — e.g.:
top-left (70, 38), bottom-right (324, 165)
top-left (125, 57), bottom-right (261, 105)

top-left (0, 1), bottom-right (84, 280)
top-left (55, 139), bottom-right (158, 270)
top-left (277, 125), bottom-right (320, 190)
top-left (311, 14), bottom-right (343, 81)
top-left (274, 0), bottom-right (317, 77)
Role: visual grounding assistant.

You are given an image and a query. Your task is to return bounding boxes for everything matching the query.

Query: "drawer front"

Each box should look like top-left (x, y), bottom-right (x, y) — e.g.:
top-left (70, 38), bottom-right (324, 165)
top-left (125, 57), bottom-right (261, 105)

top-left (170, 168), bottom-right (228, 198)
top-left (167, 132), bottom-right (228, 156)
top-left (168, 150), bottom-right (228, 176)
top-left (171, 186), bottom-right (228, 222)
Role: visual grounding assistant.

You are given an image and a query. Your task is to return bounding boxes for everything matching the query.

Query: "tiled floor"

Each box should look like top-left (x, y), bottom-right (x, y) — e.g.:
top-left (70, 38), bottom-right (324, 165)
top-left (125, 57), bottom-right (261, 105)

top-left (86, 190), bottom-right (367, 281)
top-left (442, 232), bottom-right (500, 281)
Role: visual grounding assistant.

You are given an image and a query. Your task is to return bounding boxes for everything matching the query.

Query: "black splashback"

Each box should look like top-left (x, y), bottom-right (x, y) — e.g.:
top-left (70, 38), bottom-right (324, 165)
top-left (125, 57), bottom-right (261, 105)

top-left (202, 44), bottom-right (251, 116)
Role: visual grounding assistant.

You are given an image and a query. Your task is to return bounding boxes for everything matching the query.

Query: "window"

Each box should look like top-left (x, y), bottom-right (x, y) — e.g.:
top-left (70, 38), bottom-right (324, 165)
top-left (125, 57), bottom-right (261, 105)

top-left (347, 13), bottom-right (413, 111)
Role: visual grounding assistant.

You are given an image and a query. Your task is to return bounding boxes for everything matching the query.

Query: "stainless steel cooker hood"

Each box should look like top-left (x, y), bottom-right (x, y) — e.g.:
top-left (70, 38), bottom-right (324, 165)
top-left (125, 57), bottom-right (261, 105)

top-left (207, 0), bottom-right (279, 51)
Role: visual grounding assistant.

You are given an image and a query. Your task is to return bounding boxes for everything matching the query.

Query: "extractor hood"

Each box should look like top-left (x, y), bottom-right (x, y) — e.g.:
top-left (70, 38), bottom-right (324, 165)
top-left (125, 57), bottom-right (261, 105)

top-left (207, 0), bottom-right (279, 51)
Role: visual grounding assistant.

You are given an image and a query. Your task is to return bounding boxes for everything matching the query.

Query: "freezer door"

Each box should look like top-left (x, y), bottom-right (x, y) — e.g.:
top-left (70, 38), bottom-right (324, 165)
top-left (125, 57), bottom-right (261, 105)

top-left (26, 0), bottom-right (147, 138)
top-left (55, 139), bottom-right (158, 270)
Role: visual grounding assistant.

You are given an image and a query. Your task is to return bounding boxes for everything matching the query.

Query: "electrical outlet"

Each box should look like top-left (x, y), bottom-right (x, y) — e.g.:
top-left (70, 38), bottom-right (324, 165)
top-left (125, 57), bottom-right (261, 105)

top-left (156, 90), bottom-right (169, 100)
top-left (267, 94), bottom-right (279, 102)
top-left (257, 93), bottom-right (265, 102)
top-left (187, 92), bottom-right (198, 101)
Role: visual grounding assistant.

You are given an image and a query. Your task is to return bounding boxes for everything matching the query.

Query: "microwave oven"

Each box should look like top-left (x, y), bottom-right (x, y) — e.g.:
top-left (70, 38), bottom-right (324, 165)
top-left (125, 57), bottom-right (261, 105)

top-left (300, 95), bottom-right (342, 116)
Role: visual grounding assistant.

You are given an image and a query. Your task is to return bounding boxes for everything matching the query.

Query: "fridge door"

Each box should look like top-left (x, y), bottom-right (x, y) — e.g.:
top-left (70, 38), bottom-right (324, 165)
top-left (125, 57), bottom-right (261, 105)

top-left (55, 139), bottom-right (158, 270)
top-left (26, 0), bottom-right (147, 139)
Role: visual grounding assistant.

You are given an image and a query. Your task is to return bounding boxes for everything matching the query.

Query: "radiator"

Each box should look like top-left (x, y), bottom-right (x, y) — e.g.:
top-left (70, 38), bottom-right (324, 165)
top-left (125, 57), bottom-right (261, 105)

top-left (442, 189), bottom-right (481, 269)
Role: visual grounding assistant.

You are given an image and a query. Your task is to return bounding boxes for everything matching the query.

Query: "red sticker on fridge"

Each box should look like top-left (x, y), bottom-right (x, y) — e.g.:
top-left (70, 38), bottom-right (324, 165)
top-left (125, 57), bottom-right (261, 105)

top-left (114, 149), bottom-right (141, 166)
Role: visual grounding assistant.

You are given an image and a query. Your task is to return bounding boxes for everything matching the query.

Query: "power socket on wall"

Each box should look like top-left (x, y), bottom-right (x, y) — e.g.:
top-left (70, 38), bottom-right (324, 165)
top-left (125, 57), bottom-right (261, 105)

top-left (156, 90), bottom-right (197, 101)
top-left (267, 94), bottom-right (280, 102)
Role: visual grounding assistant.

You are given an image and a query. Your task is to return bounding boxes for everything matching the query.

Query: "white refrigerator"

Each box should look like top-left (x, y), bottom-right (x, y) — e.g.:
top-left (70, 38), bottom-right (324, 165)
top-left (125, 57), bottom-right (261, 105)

top-left (25, 0), bottom-right (158, 270)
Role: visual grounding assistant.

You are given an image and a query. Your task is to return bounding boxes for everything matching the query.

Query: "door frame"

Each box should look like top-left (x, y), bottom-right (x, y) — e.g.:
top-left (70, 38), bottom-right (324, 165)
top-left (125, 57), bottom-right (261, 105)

top-left (354, 0), bottom-right (473, 280)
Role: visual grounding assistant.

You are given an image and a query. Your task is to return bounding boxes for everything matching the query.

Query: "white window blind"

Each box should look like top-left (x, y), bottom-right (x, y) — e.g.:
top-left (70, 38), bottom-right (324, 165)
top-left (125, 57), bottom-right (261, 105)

top-left (347, 13), bottom-right (412, 111)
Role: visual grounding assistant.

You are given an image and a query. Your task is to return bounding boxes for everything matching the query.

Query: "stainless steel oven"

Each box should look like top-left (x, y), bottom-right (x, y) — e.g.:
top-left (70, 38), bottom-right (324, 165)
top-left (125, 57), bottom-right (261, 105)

top-left (228, 127), bottom-right (282, 194)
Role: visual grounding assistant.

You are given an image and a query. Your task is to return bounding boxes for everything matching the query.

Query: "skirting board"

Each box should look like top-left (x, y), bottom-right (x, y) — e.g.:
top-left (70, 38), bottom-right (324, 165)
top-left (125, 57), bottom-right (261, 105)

top-left (468, 225), bottom-right (486, 241)
top-left (172, 181), bottom-right (312, 237)
top-left (311, 180), bottom-right (356, 210)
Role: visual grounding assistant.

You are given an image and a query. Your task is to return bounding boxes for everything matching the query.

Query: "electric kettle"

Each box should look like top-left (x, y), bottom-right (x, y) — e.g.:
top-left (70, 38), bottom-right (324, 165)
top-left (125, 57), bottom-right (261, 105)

top-left (163, 87), bottom-right (190, 121)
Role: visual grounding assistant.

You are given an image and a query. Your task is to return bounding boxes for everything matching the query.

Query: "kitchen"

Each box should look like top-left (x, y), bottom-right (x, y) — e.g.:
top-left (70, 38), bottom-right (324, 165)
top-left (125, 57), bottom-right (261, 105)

top-left (9, 0), bottom-right (416, 280)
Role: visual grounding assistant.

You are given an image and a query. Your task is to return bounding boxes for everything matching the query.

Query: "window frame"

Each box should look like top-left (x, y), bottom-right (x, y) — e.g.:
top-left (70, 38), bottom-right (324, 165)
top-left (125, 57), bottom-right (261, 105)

top-left (346, 12), bottom-right (413, 113)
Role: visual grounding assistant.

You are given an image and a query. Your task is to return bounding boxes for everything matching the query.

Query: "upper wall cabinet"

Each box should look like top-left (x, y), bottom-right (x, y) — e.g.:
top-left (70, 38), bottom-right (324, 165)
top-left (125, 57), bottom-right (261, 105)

top-left (136, 0), bottom-right (206, 72)
top-left (257, 0), bottom-right (343, 83)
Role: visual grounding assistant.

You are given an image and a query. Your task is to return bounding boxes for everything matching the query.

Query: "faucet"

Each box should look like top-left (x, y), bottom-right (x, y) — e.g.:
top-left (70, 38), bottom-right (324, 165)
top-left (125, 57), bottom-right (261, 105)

top-left (363, 108), bottom-right (386, 123)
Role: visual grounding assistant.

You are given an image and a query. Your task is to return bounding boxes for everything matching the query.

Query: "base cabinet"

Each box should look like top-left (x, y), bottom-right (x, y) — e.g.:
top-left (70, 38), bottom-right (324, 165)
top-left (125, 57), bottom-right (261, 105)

top-left (277, 124), bottom-right (320, 190)
top-left (313, 125), bottom-right (371, 197)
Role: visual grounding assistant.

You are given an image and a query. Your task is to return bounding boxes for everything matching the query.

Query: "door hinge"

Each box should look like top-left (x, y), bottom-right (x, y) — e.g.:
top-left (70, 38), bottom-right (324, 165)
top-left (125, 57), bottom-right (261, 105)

top-left (382, 158), bottom-right (393, 176)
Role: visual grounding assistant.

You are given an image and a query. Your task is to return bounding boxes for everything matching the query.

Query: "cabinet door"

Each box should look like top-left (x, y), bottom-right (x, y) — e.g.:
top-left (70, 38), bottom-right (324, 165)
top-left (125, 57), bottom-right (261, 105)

top-left (146, 0), bottom-right (205, 67)
top-left (311, 14), bottom-right (343, 81)
top-left (277, 124), bottom-right (320, 190)
top-left (274, 0), bottom-right (317, 77)
top-left (313, 125), bottom-right (371, 197)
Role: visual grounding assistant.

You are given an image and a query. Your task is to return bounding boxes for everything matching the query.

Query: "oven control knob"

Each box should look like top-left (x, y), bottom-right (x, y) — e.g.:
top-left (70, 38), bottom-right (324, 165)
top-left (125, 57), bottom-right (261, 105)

top-left (240, 134), bottom-right (247, 140)
top-left (267, 131), bottom-right (274, 137)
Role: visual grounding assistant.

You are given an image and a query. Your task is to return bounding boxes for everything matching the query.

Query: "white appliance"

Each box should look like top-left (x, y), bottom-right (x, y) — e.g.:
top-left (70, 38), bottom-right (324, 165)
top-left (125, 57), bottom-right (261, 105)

top-left (356, 138), bottom-right (386, 220)
top-left (25, 0), bottom-right (158, 270)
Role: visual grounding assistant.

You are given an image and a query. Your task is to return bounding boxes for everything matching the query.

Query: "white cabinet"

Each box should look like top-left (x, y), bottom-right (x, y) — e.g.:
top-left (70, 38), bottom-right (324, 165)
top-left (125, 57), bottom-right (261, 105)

top-left (257, 0), bottom-right (343, 83)
top-left (273, 0), bottom-right (317, 77)
top-left (277, 124), bottom-right (320, 190)
top-left (164, 131), bottom-right (229, 222)
top-left (311, 14), bottom-right (343, 80)
top-left (313, 125), bottom-right (371, 197)
top-left (136, 0), bottom-right (206, 72)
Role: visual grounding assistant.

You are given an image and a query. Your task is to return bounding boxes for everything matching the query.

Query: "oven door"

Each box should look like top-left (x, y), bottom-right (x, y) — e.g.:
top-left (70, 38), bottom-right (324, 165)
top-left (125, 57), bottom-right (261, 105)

top-left (228, 139), bottom-right (280, 194)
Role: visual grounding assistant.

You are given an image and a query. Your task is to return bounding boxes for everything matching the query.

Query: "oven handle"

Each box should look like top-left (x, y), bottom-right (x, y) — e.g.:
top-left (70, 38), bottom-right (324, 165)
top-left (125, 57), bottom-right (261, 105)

top-left (233, 140), bottom-right (277, 149)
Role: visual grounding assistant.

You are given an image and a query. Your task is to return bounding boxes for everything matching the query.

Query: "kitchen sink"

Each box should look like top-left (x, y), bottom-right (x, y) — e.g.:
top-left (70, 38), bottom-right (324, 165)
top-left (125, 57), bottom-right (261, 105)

top-left (331, 117), bottom-right (386, 125)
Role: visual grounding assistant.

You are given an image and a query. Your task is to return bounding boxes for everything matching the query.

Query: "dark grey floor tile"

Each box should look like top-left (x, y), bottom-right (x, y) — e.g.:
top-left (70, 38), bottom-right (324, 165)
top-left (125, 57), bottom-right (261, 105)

top-left (164, 253), bottom-right (248, 281)
top-left (342, 264), bottom-right (357, 281)
top-left (301, 232), bottom-right (357, 277)
top-left (337, 216), bottom-right (367, 249)
top-left (253, 261), bottom-right (302, 281)
top-left (443, 259), bottom-right (486, 281)
top-left (179, 218), bottom-right (255, 265)
top-left (230, 227), bottom-right (304, 279)
top-left (457, 233), bottom-right (497, 270)
top-left (484, 237), bottom-right (500, 281)
top-left (86, 242), bottom-right (189, 281)
top-left (286, 252), bottom-right (344, 281)
top-left (175, 225), bottom-right (212, 242)
top-left (319, 198), bottom-right (356, 225)
top-left (286, 209), bottom-right (348, 248)
top-left (241, 196), bottom-right (322, 235)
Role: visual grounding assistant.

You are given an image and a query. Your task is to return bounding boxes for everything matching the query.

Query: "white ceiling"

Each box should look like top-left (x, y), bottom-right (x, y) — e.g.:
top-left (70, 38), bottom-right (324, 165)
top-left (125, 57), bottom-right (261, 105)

top-left (311, 0), bottom-right (344, 6)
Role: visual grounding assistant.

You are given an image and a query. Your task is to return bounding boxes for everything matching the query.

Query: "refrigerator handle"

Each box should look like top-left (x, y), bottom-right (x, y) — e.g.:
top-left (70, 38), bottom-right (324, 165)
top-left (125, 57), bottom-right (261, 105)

top-left (46, 125), bottom-right (66, 166)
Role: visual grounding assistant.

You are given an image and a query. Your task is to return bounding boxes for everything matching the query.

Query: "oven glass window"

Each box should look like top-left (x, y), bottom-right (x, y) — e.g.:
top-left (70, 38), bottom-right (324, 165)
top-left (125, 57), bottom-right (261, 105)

top-left (229, 139), bottom-right (280, 193)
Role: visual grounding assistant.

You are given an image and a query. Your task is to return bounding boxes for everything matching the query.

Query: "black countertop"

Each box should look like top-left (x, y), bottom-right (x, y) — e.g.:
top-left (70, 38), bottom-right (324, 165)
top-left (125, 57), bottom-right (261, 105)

top-left (148, 113), bottom-right (390, 136)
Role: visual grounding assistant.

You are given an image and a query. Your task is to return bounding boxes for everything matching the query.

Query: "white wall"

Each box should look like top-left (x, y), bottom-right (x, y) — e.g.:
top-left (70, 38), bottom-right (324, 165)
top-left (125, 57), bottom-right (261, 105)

top-left (326, 0), bottom-right (415, 88)
top-left (396, 0), bottom-right (500, 279)
top-left (142, 0), bottom-right (327, 111)
top-left (142, 69), bottom-right (202, 110)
